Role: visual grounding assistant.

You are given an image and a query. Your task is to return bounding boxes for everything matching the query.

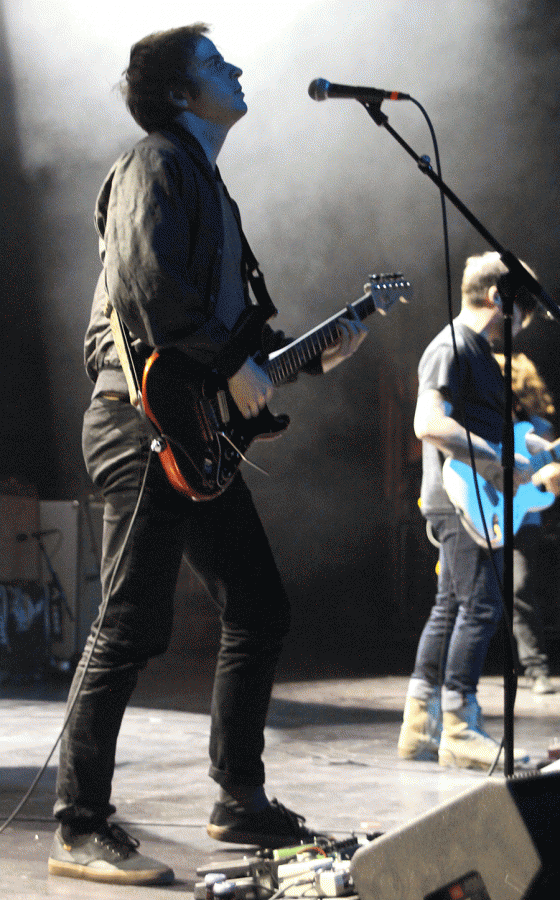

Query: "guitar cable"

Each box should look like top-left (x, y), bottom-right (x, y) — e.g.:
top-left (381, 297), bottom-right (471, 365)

top-left (0, 444), bottom-right (155, 835)
top-left (413, 99), bottom-right (518, 773)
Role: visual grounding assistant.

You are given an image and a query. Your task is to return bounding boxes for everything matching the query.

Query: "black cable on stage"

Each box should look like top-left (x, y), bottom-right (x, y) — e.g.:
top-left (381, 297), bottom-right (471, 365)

top-left (0, 446), bottom-right (155, 835)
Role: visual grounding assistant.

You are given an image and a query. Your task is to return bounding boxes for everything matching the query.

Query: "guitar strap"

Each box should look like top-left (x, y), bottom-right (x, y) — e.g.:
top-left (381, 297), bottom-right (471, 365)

top-left (239, 230), bottom-right (278, 320)
top-left (105, 297), bottom-right (143, 409)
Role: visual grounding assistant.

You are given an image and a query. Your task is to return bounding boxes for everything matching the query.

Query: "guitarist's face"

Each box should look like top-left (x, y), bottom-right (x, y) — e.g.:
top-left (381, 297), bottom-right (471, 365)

top-left (487, 289), bottom-right (523, 341)
top-left (179, 37), bottom-right (247, 128)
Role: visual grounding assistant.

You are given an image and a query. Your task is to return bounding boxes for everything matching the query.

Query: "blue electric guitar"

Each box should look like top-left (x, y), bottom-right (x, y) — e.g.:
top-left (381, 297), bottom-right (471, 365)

top-left (442, 421), bottom-right (560, 549)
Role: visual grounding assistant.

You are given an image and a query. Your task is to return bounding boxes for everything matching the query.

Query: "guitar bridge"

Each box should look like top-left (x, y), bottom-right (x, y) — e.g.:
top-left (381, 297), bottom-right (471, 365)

top-left (218, 432), bottom-right (270, 477)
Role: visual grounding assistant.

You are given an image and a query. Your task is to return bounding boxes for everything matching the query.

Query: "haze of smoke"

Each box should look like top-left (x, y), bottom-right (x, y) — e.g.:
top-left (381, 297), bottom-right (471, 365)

top-left (2, 0), bottom-right (559, 592)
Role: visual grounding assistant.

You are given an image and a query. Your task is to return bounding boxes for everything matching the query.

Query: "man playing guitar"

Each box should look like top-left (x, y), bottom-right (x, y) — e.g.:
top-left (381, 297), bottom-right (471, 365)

top-left (398, 250), bottom-right (560, 770)
top-left (48, 23), bottom-right (367, 886)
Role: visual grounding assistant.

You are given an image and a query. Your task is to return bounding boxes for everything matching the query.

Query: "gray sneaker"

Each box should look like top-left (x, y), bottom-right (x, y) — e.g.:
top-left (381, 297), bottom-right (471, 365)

top-left (48, 822), bottom-right (174, 885)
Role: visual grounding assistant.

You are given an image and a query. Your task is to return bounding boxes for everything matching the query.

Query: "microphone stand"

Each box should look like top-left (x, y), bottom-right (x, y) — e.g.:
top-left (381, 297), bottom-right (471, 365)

top-left (34, 533), bottom-right (74, 652)
top-left (360, 99), bottom-right (560, 777)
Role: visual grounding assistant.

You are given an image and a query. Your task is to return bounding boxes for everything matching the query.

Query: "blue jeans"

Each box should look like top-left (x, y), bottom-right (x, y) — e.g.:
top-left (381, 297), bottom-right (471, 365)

top-left (54, 396), bottom-right (291, 830)
top-left (411, 514), bottom-right (503, 702)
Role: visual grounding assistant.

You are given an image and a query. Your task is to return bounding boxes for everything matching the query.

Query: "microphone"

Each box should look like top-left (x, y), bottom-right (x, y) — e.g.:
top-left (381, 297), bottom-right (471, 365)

top-left (16, 529), bottom-right (59, 542)
top-left (308, 78), bottom-right (410, 103)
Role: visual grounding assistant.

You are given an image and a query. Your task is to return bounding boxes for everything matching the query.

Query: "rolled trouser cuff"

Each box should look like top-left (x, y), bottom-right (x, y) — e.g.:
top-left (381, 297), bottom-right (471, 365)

top-left (407, 677), bottom-right (436, 702)
top-left (442, 686), bottom-right (466, 712)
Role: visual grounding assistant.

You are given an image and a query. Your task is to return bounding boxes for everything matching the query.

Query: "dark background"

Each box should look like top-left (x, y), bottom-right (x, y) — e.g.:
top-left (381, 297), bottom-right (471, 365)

top-left (2, 0), bottom-right (560, 676)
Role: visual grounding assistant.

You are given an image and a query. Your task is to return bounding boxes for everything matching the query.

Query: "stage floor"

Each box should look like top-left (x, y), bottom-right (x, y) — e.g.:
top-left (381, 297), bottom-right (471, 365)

top-left (2, 663), bottom-right (560, 898)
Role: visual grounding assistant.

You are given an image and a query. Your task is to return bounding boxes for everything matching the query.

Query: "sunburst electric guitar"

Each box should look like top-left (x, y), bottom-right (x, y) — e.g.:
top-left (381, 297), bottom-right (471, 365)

top-left (442, 421), bottom-right (560, 549)
top-left (142, 273), bottom-right (411, 501)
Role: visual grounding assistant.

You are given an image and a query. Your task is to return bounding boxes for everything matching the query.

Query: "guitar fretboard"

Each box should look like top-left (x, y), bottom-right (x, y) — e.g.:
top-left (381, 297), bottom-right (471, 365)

top-left (263, 278), bottom-right (409, 386)
top-left (264, 308), bottom-right (367, 386)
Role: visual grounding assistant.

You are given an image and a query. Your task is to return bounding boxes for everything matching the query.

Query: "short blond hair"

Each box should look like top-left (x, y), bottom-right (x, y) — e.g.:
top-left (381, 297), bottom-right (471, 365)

top-left (461, 252), bottom-right (508, 308)
top-left (461, 250), bottom-right (537, 311)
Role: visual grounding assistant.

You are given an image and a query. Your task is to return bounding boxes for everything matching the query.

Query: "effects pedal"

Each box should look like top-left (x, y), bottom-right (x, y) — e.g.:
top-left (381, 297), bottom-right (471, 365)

top-left (196, 834), bottom-right (375, 900)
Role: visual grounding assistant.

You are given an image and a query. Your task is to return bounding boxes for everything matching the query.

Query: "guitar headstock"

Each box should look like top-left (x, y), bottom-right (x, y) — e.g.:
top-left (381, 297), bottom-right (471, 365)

top-left (366, 273), bottom-right (412, 315)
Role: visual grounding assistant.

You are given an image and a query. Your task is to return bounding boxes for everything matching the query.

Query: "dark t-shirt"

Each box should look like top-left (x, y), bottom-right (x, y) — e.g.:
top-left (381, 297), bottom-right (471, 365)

top-left (214, 182), bottom-right (247, 331)
top-left (418, 321), bottom-right (505, 516)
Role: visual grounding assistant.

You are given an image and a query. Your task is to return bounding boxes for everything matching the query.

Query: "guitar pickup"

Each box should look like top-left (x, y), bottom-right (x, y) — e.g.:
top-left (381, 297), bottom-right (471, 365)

top-left (483, 480), bottom-right (500, 506)
top-left (202, 392), bottom-right (230, 429)
top-left (216, 390), bottom-right (230, 425)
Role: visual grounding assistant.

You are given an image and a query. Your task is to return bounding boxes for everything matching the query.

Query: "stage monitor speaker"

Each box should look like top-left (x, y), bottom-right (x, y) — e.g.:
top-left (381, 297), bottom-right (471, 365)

top-left (39, 499), bottom-right (103, 661)
top-left (350, 771), bottom-right (560, 900)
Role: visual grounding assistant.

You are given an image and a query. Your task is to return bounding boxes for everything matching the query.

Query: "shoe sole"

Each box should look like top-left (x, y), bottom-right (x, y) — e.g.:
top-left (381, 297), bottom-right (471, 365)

top-left (48, 858), bottom-right (174, 885)
top-left (438, 750), bottom-right (497, 770)
top-left (397, 744), bottom-right (439, 761)
top-left (206, 823), bottom-right (310, 849)
top-left (439, 749), bottom-right (530, 770)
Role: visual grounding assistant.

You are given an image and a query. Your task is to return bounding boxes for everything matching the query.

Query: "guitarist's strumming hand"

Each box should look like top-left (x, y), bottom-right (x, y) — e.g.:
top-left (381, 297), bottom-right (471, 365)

top-left (321, 305), bottom-right (369, 374)
top-left (228, 357), bottom-right (274, 419)
top-left (476, 454), bottom-right (532, 495)
top-left (532, 462), bottom-right (560, 495)
top-left (415, 387), bottom-right (532, 495)
top-left (523, 431), bottom-right (560, 495)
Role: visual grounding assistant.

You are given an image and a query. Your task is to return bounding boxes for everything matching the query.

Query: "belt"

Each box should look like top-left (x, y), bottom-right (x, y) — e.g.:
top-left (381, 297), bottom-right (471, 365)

top-left (97, 390), bottom-right (130, 402)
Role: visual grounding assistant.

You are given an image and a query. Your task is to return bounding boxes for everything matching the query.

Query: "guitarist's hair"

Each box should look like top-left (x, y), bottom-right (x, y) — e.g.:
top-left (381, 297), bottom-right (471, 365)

top-left (121, 23), bottom-right (210, 133)
top-left (493, 352), bottom-right (555, 421)
top-left (461, 250), bottom-right (537, 311)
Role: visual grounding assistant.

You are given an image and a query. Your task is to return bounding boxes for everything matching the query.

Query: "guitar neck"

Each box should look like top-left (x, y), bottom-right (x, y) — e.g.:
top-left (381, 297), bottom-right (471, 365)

top-left (263, 293), bottom-right (372, 386)
top-left (264, 273), bottom-right (411, 387)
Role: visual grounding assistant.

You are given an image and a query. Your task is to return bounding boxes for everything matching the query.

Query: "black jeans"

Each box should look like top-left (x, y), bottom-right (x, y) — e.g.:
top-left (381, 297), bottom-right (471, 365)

top-left (513, 524), bottom-right (549, 677)
top-left (54, 397), bottom-right (291, 830)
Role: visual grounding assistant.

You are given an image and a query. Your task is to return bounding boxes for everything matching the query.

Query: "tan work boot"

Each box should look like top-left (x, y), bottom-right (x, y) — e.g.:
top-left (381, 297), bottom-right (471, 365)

top-left (439, 695), bottom-right (529, 770)
top-left (398, 694), bottom-right (441, 761)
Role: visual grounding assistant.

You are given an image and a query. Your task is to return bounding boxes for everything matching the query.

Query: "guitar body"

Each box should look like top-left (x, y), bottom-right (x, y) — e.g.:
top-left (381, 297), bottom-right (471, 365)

top-left (142, 349), bottom-right (289, 501)
top-left (442, 422), bottom-right (556, 549)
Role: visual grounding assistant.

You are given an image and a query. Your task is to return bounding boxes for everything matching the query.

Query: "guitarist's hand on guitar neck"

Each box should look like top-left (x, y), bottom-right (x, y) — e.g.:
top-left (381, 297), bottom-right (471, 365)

top-left (320, 304), bottom-right (369, 374)
top-left (515, 427), bottom-right (560, 496)
top-left (524, 431), bottom-right (560, 495)
top-left (227, 357), bottom-right (274, 419)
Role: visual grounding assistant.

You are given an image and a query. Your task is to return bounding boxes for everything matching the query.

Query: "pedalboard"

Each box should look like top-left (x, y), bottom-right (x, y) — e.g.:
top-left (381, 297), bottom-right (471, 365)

top-left (195, 834), bottom-right (378, 900)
